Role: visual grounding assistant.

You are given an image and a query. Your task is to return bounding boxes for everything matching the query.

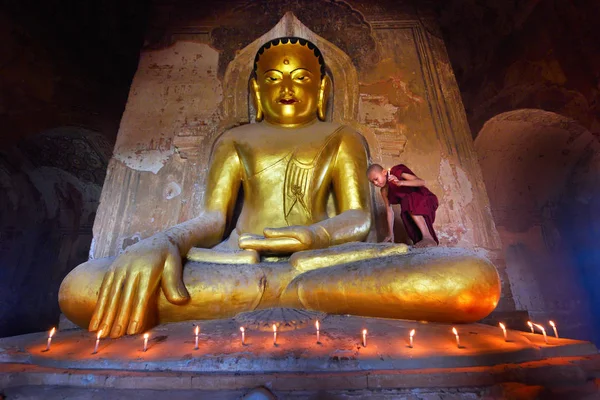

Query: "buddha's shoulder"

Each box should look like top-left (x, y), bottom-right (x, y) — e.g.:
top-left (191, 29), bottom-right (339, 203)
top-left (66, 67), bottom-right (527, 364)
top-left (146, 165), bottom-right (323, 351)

top-left (328, 123), bottom-right (368, 144)
top-left (217, 123), bottom-right (257, 139)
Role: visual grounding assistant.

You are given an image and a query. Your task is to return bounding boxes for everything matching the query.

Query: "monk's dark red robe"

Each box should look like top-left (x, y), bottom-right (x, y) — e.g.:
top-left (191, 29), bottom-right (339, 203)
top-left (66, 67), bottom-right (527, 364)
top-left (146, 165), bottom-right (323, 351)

top-left (386, 164), bottom-right (439, 244)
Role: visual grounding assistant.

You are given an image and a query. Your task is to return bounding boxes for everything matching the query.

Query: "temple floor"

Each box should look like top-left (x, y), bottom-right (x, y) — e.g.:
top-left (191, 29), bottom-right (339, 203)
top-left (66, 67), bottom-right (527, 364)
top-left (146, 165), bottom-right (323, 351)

top-left (1, 312), bottom-right (599, 398)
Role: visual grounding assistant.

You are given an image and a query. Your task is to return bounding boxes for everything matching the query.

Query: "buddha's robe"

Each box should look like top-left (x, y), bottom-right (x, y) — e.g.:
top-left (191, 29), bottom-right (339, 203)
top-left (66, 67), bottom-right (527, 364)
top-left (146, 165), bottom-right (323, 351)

top-left (387, 164), bottom-right (439, 244)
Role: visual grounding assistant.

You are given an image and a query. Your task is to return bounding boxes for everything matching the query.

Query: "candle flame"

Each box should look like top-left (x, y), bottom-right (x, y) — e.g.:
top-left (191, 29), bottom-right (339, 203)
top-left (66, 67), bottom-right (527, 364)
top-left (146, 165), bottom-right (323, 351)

top-left (409, 329), bottom-right (415, 337)
top-left (527, 321), bottom-right (533, 328)
top-left (499, 322), bottom-right (506, 331)
top-left (362, 329), bottom-right (367, 335)
top-left (144, 333), bottom-right (149, 339)
top-left (316, 320), bottom-right (320, 330)
top-left (194, 326), bottom-right (199, 335)
top-left (240, 327), bottom-right (245, 332)
top-left (549, 320), bottom-right (556, 327)
top-left (272, 324), bottom-right (277, 332)
top-left (452, 327), bottom-right (458, 336)
top-left (49, 327), bottom-right (56, 338)
top-left (97, 329), bottom-right (102, 339)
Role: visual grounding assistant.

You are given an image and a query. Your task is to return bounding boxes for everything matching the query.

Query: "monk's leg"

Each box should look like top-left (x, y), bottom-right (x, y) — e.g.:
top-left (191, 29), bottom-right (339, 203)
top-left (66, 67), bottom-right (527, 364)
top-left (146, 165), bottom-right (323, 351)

top-left (59, 258), bottom-right (279, 330)
top-left (409, 213), bottom-right (437, 248)
top-left (280, 247), bottom-right (501, 323)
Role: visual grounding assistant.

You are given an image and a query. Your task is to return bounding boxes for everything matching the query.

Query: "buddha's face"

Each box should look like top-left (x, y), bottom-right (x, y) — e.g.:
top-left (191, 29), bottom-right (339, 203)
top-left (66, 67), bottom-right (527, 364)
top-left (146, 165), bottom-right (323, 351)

top-left (253, 43), bottom-right (324, 126)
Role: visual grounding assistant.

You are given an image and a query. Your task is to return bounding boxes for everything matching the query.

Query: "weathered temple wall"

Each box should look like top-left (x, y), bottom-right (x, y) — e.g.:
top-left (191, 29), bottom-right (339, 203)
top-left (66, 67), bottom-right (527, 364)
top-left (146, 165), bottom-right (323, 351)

top-left (91, 0), bottom-right (515, 311)
top-left (475, 109), bottom-right (600, 342)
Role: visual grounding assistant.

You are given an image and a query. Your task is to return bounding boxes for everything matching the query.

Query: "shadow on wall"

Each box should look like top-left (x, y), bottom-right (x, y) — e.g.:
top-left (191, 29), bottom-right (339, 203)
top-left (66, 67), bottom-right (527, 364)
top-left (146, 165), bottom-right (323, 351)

top-left (0, 127), bottom-right (111, 338)
top-left (475, 109), bottom-right (600, 343)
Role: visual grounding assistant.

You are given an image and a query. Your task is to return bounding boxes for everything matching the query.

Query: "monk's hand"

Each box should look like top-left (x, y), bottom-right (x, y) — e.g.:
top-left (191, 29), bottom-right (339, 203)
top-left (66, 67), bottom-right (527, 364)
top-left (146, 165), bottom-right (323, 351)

top-left (387, 174), bottom-right (402, 186)
top-left (89, 233), bottom-right (190, 338)
top-left (383, 235), bottom-right (394, 243)
top-left (239, 225), bottom-right (330, 254)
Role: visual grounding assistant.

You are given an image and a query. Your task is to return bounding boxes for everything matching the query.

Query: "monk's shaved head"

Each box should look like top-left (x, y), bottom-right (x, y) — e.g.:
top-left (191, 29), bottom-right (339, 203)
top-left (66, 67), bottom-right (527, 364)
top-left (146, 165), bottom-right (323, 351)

top-left (367, 164), bottom-right (384, 176)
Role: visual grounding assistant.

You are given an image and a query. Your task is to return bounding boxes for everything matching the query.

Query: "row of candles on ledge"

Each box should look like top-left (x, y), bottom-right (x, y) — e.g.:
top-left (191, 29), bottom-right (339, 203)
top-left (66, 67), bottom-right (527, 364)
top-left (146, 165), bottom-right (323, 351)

top-left (42, 319), bottom-right (561, 353)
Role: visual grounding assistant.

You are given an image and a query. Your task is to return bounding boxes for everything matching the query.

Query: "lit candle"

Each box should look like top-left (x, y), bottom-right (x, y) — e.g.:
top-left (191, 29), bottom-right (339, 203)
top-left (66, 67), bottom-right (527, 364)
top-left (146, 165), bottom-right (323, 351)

top-left (273, 324), bottom-right (277, 346)
top-left (549, 320), bottom-right (559, 338)
top-left (527, 321), bottom-right (534, 333)
top-left (452, 327), bottom-right (460, 348)
top-left (316, 320), bottom-right (320, 343)
top-left (409, 329), bottom-right (415, 348)
top-left (362, 329), bottom-right (367, 348)
top-left (240, 327), bottom-right (245, 345)
top-left (499, 322), bottom-right (507, 341)
top-left (143, 333), bottom-right (149, 352)
top-left (45, 327), bottom-right (56, 351)
top-left (533, 324), bottom-right (548, 344)
top-left (194, 326), bottom-right (199, 350)
top-left (93, 330), bottom-right (102, 354)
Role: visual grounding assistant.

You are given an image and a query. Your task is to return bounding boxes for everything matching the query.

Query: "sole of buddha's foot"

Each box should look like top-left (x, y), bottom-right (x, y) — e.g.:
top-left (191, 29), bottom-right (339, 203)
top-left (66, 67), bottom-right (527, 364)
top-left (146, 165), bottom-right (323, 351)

top-left (414, 238), bottom-right (437, 248)
top-left (234, 307), bottom-right (325, 332)
top-left (242, 387), bottom-right (277, 400)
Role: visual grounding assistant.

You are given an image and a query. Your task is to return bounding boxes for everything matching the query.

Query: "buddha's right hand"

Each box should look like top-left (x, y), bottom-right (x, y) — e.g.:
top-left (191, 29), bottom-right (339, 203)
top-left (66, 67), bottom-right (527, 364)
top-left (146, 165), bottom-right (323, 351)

top-left (89, 233), bottom-right (190, 338)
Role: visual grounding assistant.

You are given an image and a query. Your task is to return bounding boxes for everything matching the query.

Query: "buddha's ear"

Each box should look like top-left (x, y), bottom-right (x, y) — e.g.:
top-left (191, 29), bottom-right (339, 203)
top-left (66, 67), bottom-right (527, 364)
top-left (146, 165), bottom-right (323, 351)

top-left (250, 77), bottom-right (264, 122)
top-left (317, 75), bottom-right (331, 121)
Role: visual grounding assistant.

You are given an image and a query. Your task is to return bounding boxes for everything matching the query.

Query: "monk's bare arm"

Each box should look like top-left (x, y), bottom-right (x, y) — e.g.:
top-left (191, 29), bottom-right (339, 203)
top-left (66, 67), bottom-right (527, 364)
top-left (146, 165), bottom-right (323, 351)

top-left (381, 187), bottom-right (394, 241)
top-left (389, 172), bottom-right (426, 188)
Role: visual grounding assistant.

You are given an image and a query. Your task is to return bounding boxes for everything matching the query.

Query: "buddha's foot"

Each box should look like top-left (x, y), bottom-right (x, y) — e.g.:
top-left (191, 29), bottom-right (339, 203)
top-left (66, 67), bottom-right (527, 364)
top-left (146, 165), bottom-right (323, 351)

top-left (242, 387), bottom-right (277, 400)
top-left (414, 238), bottom-right (437, 248)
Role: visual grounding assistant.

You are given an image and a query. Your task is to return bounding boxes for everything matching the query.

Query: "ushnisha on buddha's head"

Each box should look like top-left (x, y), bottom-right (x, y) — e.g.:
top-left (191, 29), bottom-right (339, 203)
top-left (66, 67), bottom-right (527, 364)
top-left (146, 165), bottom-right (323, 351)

top-left (251, 37), bottom-right (331, 127)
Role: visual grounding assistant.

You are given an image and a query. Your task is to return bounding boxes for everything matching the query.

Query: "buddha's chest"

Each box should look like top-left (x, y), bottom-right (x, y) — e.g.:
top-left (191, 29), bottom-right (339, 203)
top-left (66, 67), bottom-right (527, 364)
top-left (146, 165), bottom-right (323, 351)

top-left (235, 132), bottom-right (338, 177)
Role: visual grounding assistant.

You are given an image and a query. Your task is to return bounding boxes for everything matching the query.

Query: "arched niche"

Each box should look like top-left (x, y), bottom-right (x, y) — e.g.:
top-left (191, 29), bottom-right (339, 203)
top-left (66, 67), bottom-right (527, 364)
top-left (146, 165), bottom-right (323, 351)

top-left (475, 109), bottom-right (600, 342)
top-left (215, 12), bottom-right (384, 240)
top-left (219, 12), bottom-right (359, 128)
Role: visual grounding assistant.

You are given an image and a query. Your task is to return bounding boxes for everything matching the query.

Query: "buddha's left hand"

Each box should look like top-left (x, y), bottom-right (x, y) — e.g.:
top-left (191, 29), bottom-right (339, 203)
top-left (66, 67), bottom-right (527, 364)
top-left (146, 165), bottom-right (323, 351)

top-left (239, 225), bottom-right (330, 253)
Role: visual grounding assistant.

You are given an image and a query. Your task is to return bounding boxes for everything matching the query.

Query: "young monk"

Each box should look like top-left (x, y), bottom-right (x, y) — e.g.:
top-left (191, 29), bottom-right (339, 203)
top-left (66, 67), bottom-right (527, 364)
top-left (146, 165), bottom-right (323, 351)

top-left (367, 163), bottom-right (439, 248)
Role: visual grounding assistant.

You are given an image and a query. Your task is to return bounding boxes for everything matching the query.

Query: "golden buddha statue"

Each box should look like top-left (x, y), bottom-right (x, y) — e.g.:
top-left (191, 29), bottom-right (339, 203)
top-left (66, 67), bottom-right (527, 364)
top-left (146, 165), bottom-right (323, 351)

top-left (59, 37), bottom-right (501, 339)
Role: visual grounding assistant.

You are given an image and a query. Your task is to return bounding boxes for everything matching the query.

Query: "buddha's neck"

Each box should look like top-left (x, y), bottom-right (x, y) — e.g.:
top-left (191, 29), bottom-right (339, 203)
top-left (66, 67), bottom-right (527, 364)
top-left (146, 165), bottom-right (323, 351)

top-left (261, 118), bottom-right (319, 130)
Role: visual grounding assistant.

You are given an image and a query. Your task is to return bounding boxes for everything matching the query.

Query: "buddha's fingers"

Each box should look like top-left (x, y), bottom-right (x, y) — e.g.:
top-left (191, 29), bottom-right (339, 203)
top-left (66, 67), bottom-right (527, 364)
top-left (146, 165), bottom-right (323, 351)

top-left (89, 270), bottom-right (115, 332)
top-left (263, 227), bottom-right (311, 243)
top-left (239, 235), bottom-right (305, 253)
top-left (127, 273), bottom-right (153, 335)
top-left (98, 273), bottom-right (126, 338)
top-left (161, 250), bottom-right (189, 304)
top-left (110, 273), bottom-right (140, 338)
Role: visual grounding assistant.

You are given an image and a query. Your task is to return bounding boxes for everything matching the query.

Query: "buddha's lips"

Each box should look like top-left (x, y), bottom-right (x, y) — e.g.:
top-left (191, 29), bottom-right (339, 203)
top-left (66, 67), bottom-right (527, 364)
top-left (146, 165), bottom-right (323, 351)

top-left (278, 98), bottom-right (298, 105)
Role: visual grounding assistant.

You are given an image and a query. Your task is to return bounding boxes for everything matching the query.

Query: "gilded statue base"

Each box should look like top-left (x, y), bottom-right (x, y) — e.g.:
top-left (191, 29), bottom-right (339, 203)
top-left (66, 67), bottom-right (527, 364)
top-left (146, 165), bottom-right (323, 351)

top-left (0, 314), bottom-right (597, 398)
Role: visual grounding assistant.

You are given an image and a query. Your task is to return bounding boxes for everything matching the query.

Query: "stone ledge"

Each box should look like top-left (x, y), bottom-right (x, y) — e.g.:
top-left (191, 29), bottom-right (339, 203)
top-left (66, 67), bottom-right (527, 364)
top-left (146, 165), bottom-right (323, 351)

top-left (1, 356), bottom-right (600, 392)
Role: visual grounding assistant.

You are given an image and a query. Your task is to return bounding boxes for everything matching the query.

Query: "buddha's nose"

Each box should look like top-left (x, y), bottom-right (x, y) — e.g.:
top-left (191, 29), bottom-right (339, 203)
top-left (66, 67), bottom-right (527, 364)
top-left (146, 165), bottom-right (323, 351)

top-left (281, 85), bottom-right (294, 95)
top-left (280, 78), bottom-right (294, 95)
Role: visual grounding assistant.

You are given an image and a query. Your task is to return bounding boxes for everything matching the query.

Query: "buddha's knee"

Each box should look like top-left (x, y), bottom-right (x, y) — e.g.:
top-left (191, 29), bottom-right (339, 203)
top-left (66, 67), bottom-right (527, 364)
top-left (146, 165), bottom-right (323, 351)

top-left (283, 248), bottom-right (501, 323)
top-left (59, 257), bottom-right (115, 329)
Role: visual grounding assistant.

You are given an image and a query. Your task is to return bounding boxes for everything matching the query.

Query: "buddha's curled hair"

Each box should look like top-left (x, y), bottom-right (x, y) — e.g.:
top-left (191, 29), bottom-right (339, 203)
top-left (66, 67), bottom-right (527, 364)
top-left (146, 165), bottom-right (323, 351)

top-left (253, 37), bottom-right (326, 78)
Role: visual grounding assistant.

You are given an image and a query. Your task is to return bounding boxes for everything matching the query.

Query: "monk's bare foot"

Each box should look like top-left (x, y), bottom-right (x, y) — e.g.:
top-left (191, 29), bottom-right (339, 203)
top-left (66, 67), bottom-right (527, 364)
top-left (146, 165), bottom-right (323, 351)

top-left (414, 238), bottom-right (437, 248)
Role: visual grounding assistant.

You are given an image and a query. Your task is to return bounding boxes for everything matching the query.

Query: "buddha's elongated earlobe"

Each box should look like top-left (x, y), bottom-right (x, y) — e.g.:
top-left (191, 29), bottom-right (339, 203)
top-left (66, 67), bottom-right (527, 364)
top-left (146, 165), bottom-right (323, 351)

top-left (317, 75), bottom-right (331, 121)
top-left (250, 78), bottom-right (264, 121)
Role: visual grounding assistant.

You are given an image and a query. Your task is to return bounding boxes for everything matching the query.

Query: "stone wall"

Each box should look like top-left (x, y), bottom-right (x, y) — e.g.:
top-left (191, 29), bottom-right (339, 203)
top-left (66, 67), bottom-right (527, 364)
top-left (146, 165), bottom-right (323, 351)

top-left (0, 128), bottom-right (111, 337)
top-left (0, 2), bottom-right (144, 337)
top-left (437, 0), bottom-right (600, 342)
